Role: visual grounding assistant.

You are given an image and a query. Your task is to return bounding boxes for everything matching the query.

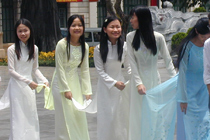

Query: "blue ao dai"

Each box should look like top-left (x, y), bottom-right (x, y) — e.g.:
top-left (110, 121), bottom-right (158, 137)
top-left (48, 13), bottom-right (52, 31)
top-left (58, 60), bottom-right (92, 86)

top-left (177, 41), bottom-right (210, 140)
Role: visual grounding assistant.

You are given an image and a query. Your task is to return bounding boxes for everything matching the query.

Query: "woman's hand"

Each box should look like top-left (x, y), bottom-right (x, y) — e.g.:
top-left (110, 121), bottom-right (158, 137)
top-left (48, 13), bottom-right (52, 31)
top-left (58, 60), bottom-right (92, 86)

top-left (180, 103), bottom-right (188, 114)
top-left (29, 81), bottom-right (38, 90)
top-left (137, 84), bottom-right (146, 95)
top-left (44, 82), bottom-right (49, 87)
top-left (115, 81), bottom-right (125, 90)
top-left (85, 95), bottom-right (91, 100)
top-left (65, 91), bottom-right (73, 100)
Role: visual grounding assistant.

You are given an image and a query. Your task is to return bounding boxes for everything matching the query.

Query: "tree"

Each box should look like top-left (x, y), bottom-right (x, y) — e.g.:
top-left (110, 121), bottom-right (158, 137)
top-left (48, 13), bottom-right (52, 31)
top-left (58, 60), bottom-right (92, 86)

top-left (106, 0), bottom-right (130, 40)
top-left (21, 0), bottom-right (62, 52)
top-left (172, 0), bottom-right (209, 9)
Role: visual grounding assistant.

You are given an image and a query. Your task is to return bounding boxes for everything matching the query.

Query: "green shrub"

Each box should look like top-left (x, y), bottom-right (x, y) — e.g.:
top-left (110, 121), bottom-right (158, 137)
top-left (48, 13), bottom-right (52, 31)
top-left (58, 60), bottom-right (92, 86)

top-left (0, 49), bottom-right (95, 67)
top-left (186, 27), bottom-right (192, 34)
top-left (39, 59), bottom-right (55, 67)
top-left (171, 32), bottom-right (187, 51)
top-left (89, 57), bottom-right (95, 67)
top-left (89, 46), bottom-right (95, 67)
top-left (38, 51), bottom-right (55, 67)
top-left (193, 7), bottom-right (206, 12)
top-left (0, 57), bottom-right (8, 66)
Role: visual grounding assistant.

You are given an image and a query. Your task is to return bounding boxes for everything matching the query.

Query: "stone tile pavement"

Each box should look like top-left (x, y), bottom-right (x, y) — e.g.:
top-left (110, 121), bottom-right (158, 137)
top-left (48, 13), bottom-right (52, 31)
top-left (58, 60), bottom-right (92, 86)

top-left (0, 59), bottom-right (174, 140)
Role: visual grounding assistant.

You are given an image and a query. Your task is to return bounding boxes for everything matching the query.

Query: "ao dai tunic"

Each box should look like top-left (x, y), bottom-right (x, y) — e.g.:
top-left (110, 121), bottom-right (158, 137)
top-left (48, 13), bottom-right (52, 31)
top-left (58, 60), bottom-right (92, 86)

top-left (51, 38), bottom-right (92, 140)
top-left (94, 41), bottom-right (131, 140)
top-left (0, 42), bottom-right (48, 140)
top-left (177, 41), bottom-right (210, 140)
top-left (126, 31), bottom-right (176, 140)
top-left (204, 38), bottom-right (210, 85)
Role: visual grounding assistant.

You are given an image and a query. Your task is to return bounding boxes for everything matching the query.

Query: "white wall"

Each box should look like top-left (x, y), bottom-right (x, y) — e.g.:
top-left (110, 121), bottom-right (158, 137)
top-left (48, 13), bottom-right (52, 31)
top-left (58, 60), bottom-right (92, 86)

top-left (67, 0), bottom-right (98, 28)
top-left (89, 2), bottom-right (97, 28)
top-left (0, 1), bottom-right (2, 32)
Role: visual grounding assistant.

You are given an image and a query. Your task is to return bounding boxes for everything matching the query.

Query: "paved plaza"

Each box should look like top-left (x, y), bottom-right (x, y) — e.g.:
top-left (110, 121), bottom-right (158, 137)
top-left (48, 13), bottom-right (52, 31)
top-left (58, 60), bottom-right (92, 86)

top-left (0, 59), bottom-right (172, 140)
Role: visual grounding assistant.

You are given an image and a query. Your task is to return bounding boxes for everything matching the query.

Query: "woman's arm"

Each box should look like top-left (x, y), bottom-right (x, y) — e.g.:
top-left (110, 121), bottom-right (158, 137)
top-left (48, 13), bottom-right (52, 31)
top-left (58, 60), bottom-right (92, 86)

top-left (93, 45), bottom-right (117, 89)
top-left (32, 46), bottom-right (48, 85)
top-left (7, 45), bottom-right (32, 85)
top-left (158, 33), bottom-right (176, 77)
top-left (126, 33), bottom-right (146, 94)
top-left (203, 39), bottom-right (210, 95)
top-left (126, 33), bottom-right (143, 87)
top-left (55, 41), bottom-right (71, 93)
top-left (80, 43), bottom-right (92, 95)
top-left (177, 43), bottom-right (191, 103)
top-left (123, 42), bottom-right (131, 76)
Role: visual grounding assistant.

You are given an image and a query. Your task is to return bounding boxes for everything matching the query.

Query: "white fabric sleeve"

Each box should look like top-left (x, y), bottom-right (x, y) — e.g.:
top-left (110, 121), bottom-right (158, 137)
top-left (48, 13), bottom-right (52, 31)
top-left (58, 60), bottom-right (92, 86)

top-left (177, 43), bottom-right (191, 103)
top-left (123, 43), bottom-right (131, 75)
top-left (203, 39), bottom-right (210, 85)
top-left (80, 43), bottom-right (92, 95)
top-left (158, 33), bottom-right (176, 77)
top-left (93, 45), bottom-right (117, 89)
top-left (55, 41), bottom-right (71, 93)
top-left (126, 33), bottom-right (143, 87)
top-left (32, 46), bottom-right (48, 84)
top-left (7, 45), bottom-right (32, 85)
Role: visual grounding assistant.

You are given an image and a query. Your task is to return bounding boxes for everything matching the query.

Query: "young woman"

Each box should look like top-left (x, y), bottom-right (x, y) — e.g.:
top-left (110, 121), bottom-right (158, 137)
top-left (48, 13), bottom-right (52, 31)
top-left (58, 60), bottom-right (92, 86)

top-left (0, 18), bottom-right (49, 140)
top-left (94, 16), bottom-right (131, 140)
top-left (177, 17), bottom-right (210, 140)
top-left (126, 6), bottom-right (176, 140)
top-left (51, 14), bottom-right (92, 140)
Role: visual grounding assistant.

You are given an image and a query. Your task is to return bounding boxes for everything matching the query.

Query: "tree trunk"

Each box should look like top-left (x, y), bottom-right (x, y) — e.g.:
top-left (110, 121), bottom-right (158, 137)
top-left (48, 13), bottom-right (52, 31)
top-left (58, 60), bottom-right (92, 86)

top-left (105, 0), bottom-right (115, 16)
top-left (105, 0), bottom-right (129, 40)
top-left (21, 0), bottom-right (62, 52)
top-left (114, 0), bottom-right (129, 40)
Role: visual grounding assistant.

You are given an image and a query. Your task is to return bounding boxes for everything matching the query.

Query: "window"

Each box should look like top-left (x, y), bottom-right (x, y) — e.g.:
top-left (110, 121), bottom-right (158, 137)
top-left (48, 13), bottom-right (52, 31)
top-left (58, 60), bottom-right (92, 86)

top-left (57, 3), bottom-right (67, 28)
top-left (59, 8), bottom-right (67, 28)
top-left (2, 0), bottom-right (14, 43)
top-left (97, 0), bottom-right (107, 27)
top-left (85, 32), bottom-right (92, 42)
top-left (93, 32), bottom-right (100, 42)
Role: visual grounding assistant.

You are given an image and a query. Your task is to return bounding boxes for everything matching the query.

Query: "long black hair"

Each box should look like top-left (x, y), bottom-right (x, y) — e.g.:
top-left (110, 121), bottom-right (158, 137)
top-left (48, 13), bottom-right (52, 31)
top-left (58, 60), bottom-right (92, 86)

top-left (130, 6), bottom-right (157, 55)
top-left (14, 18), bottom-right (35, 61)
top-left (100, 16), bottom-right (124, 63)
top-left (176, 17), bottom-right (210, 69)
top-left (66, 14), bottom-right (85, 64)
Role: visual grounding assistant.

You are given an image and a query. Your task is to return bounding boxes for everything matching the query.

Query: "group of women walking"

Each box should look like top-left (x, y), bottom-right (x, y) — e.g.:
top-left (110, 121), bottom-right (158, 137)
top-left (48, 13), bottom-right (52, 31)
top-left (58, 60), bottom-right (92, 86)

top-left (0, 5), bottom-right (210, 140)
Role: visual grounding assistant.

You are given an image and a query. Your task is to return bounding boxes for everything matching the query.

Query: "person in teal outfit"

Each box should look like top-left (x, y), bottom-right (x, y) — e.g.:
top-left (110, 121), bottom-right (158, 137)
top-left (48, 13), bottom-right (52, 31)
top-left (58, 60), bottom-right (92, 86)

top-left (176, 17), bottom-right (210, 140)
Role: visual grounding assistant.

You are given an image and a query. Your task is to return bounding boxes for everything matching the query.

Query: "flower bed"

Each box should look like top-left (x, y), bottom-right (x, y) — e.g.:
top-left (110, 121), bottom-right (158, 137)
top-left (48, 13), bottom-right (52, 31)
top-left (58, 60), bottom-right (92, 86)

top-left (0, 46), bottom-right (96, 67)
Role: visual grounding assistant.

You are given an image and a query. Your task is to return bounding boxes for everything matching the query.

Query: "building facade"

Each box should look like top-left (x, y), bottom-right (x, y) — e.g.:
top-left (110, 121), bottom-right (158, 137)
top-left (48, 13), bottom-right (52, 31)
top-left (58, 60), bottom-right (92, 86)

top-left (56, 0), bottom-right (158, 28)
top-left (1, 0), bottom-right (209, 44)
top-left (0, 0), bottom-right (160, 44)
